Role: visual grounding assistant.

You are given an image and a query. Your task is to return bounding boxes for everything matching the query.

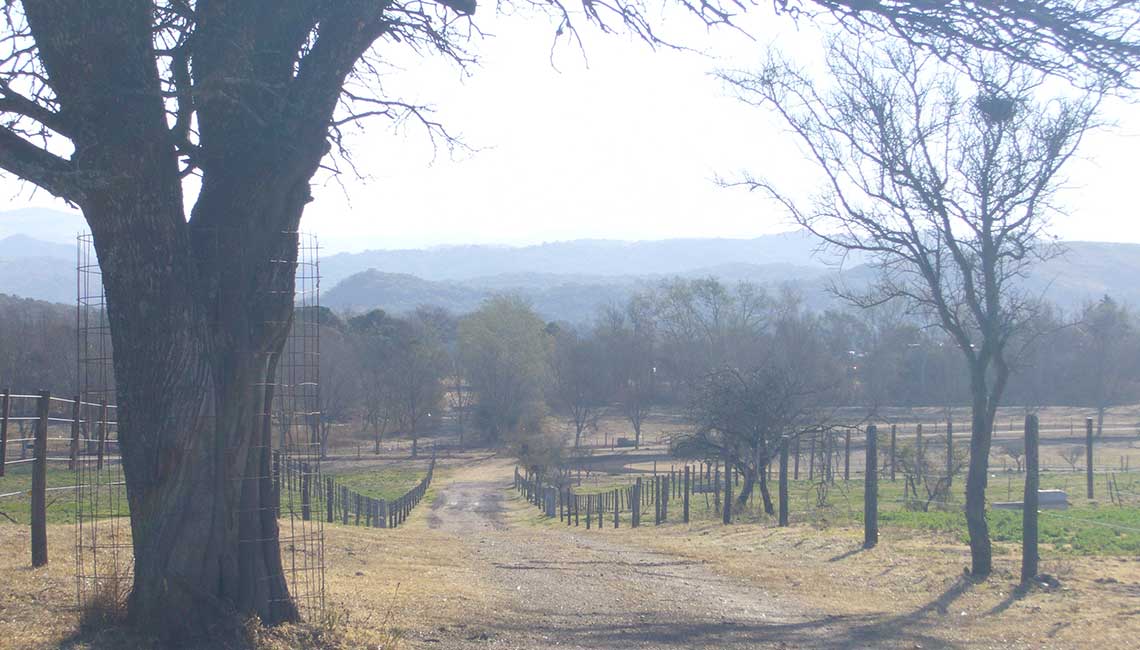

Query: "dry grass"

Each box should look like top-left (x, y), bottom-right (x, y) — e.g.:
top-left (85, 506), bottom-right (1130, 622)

top-left (0, 482), bottom-right (500, 649)
top-left (549, 508), bottom-right (1140, 648)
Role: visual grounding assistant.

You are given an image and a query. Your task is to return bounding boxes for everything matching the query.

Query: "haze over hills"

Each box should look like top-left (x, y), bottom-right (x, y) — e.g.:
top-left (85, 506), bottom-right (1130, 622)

top-left (3, 206), bottom-right (1140, 322)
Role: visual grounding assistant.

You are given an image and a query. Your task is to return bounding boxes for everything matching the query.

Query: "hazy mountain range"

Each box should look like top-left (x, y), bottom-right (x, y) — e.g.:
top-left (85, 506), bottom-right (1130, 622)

top-left (3, 207), bottom-right (1140, 322)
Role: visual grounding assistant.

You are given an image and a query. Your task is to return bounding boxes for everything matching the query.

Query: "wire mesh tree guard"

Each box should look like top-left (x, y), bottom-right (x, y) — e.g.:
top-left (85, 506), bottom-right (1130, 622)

top-left (74, 231), bottom-right (325, 619)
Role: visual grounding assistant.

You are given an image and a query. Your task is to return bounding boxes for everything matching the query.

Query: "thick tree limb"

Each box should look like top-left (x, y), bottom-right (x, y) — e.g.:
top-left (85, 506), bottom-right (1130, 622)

top-left (0, 124), bottom-right (82, 201)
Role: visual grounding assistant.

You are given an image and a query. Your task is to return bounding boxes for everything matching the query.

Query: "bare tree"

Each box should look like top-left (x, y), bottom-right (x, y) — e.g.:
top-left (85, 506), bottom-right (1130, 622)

top-left (597, 297), bottom-right (657, 448)
top-left (549, 326), bottom-right (605, 448)
top-left (447, 353), bottom-right (473, 448)
top-left (1000, 440), bottom-right (1026, 473)
top-left (1075, 297), bottom-right (1140, 437)
top-left (724, 41), bottom-right (1098, 576)
top-left (1060, 445), bottom-right (1085, 472)
top-left (680, 363), bottom-right (829, 513)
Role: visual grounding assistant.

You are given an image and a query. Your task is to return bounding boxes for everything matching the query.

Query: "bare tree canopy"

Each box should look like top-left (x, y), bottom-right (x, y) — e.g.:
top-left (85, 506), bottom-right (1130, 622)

top-left (722, 40), bottom-right (1097, 577)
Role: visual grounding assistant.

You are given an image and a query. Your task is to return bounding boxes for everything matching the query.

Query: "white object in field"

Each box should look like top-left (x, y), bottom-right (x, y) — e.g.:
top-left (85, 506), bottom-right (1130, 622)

top-left (992, 489), bottom-right (1069, 511)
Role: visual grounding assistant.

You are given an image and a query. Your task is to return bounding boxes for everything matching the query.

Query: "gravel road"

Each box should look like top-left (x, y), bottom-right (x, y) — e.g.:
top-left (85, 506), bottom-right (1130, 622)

top-left (415, 475), bottom-right (858, 650)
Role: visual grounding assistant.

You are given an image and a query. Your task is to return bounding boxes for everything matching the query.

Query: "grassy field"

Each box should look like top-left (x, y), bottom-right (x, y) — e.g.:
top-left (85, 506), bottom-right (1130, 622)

top-left (554, 464), bottom-right (1140, 555)
top-left (326, 465), bottom-right (439, 502)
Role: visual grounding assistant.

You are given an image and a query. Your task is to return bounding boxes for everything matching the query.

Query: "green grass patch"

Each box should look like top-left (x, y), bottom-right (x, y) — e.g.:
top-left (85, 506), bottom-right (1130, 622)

top-left (879, 506), bottom-right (1140, 555)
top-left (328, 465), bottom-right (440, 502)
top-left (0, 465), bottom-right (129, 525)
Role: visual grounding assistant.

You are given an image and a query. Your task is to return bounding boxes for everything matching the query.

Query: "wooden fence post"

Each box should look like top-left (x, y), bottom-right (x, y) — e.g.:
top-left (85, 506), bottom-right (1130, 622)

top-left (722, 453), bottom-right (732, 525)
top-left (793, 436), bottom-right (800, 480)
top-left (945, 421), bottom-right (954, 487)
top-left (32, 391), bottom-right (49, 567)
top-left (301, 462), bottom-right (311, 521)
top-left (0, 388), bottom-right (8, 477)
top-left (326, 478), bottom-right (334, 523)
top-left (586, 495), bottom-right (592, 530)
top-left (632, 479), bottom-right (640, 527)
top-left (683, 465), bottom-right (690, 523)
top-left (614, 489), bottom-right (619, 529)
top-left (1085, 417), bottom-right (1094, 499)
top-left (844, 429), bottom-right (851, 482)
top-left (808, 434), bottom-right (816, 482)
top-left (96, 400), bottom-right (108, 471)
top-left (1021, 415), bottom-right (1039, 585)
top-left (714, 463), bottom-right (721, 514)
top-left (864, 425), bottom-right (878, 549)
top-left (916, 424), bottom-right (924, 483)
top-left (889, 424), bottom-right (897, 482)
top-left (779, 436), bottom-right (789, 527)
top-left (69, 395), bottom-right (80, 471)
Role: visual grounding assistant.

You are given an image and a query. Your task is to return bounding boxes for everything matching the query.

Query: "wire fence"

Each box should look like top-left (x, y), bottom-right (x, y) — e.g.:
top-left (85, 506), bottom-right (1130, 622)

top-left (515, 422), bottom-right (1140, 552)
top-left (281, 455), bottom-right (435, 530)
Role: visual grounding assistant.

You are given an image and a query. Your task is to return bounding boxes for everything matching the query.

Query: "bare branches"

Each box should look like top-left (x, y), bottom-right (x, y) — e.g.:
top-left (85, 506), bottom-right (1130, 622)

top-left (808, 0), bottom-right (1140, 91)
top-left (721, 41), bottom-right (1096, 369)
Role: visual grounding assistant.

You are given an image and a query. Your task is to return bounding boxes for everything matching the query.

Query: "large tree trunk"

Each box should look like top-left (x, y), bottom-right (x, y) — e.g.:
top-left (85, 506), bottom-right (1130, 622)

top-left (89, 163), bottom-right (317, 638)
top-left (964, 381), bottom-right (995, 577)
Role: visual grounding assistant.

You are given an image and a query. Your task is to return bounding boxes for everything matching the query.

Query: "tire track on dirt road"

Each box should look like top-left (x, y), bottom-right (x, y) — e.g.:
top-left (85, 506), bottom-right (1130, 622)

top-left (417, 464), bottom-right (864, 650)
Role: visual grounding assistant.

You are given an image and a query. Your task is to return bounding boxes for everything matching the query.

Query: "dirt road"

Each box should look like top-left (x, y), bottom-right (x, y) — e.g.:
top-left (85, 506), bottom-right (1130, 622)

top-left (416, 466), bottom-right (854, 649)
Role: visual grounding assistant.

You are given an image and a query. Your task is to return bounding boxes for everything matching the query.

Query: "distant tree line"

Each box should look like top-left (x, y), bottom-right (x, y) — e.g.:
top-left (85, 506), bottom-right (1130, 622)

top-left (2, 287), bottom-right (1137, 445)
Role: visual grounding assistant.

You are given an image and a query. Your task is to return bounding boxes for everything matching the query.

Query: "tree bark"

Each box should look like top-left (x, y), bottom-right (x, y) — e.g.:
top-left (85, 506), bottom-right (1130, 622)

top-left (965, 382), bottom-right (995, 577)
top-left (757, 463), bottom-right (775, 515)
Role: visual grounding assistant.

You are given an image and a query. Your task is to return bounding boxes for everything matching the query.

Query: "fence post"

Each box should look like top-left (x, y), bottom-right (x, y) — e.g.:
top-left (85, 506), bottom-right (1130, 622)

top-left (96, 400), bottom-right (108, 471)
top-left (1021, 415), bottom-right (1039, 585)
top-left (864, 425), bottom-right (878, 549)
top-left (808, 434), bottom-right (816, 481)
top-left (844, 429), bottom-right (851, 482)
top-left (779, 436), bottom-right (789, 527)
top-left (1085, 417), bottom-right (1094, 499)
top-left (683, 465), bottom-right (690, 524)
top-left (722, 454), bottom-right (733, 525)
top-left (301, 462), bottom-right (311, 521)
top-left (945, 421), bottom-right (954, 487)
top-left (326, 478), bottom-right (335, 523)
top-left (916, 424), bottom-right (924, 484)
top-left (793, 436), bottom-right (800, 480)
top-left (614, 489), bottom-right (619, 529)
top-left (889, 424), bottom-right (897, 482)
top-left (714, 463), bottom-right (721, 514)
top-left (0, 388), bottom-right (8, 477)
top-left (32, 391), bottom-right (49, 567)
top-left (69, 395), bottom-right (80, 471)
top-left (632, 479), bottom-right (640, 527)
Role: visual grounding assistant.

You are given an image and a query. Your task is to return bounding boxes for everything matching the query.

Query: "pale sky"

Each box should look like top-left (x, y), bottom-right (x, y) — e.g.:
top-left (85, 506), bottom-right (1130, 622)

top-left (2, 7), bottom-right (1138, 254)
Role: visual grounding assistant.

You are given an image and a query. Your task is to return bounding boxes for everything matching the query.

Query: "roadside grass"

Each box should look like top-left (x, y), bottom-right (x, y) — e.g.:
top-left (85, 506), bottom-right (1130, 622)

top-left (537, 467), bottom-right (1140, 556)
top-left (328, 465), bottom-right (444, 502)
